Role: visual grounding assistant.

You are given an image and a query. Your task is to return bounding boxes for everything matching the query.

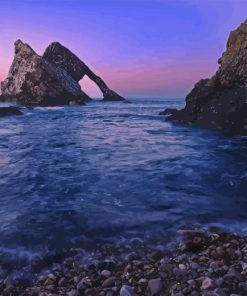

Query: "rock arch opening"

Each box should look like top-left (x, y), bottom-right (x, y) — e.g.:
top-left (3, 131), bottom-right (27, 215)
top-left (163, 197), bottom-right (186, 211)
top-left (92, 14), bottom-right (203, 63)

top-left (80, 76), bottom-right (102, 100)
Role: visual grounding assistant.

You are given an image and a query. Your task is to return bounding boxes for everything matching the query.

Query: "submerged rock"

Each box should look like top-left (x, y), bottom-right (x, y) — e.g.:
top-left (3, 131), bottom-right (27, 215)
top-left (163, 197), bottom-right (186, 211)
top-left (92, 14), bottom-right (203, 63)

top-left (160, 20), bottom-right (247, 134)
top-left (159, 108), bottom-right (178, 116)
top-left (0, 107), bottom-right (23, 117)
top-left (0, 40), bottom-right (125, 106)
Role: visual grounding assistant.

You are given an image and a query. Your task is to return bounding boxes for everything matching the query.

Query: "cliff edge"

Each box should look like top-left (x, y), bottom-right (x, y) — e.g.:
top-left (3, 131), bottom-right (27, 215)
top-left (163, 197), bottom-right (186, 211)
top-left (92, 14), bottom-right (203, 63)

top-left (161, 20), bottom-right (247, 134)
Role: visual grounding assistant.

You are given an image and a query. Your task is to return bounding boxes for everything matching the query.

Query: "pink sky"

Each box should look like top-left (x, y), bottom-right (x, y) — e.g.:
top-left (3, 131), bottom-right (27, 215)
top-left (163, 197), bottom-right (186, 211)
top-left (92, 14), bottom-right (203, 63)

top-left (1, 0), bottom-right (247, 98)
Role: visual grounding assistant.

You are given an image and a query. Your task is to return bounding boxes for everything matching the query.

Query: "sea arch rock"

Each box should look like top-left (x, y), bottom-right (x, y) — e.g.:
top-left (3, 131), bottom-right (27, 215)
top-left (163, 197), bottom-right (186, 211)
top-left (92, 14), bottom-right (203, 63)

top-left (43, 42), bottom-right (125, 101)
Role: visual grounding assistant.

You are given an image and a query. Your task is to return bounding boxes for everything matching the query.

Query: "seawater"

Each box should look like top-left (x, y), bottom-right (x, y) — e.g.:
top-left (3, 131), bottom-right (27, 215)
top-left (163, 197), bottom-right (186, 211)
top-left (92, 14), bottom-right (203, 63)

top-left (0, 98), bottom-right (247, 274)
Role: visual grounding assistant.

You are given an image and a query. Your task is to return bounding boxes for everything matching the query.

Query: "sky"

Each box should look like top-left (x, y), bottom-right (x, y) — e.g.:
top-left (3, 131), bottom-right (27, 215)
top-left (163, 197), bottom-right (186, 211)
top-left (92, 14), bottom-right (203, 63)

top-left (1, 0), bottom-right (247, 98)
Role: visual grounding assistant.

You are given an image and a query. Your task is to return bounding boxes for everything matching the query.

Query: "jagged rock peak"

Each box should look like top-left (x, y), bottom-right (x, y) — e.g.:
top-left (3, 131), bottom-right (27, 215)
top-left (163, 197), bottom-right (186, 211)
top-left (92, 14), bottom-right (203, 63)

top-left (216, 19), bottom-right (247, 87)
top-left (43, 42), bottom-right (88, 82)
top-left (14, 39), bottom-right (32, 53)
top-left (0, 40), bottom-right (89, 105)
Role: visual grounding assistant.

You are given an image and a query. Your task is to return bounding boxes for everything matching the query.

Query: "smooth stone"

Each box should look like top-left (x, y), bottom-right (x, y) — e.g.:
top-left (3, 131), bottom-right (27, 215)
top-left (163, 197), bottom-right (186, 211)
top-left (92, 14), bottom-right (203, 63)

top-left (202, 277), bottom-right (213, 290)
top-left (101, 269), bottom-right (111, 278)
top-left (120, 285), bottom-right (136, 296)
top-left (179, 264), bottom-right (186, 270)
top-left (67, 290), bottom-right (78, 296)
top-left (213, 288), bottom-right (226, 296)
top-left (191, 262), bottom-right (199, 269)
top-left (76, 279), bottom-right (86, 291)
top-left (148, 278), bottom-right (163, 295)
top-left (214, 278), bottom-right (224, 287)
top-left (102, 276), bottom-right (116, 288)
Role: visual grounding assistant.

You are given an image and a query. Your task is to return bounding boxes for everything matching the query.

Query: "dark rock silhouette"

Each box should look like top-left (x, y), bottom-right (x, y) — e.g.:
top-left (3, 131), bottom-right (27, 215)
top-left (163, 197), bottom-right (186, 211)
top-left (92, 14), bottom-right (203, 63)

top-left (43, 42), bottom-right (125, 101)
top-left (0, 40), bottom-right (125, 106)
top-left (159, 108), bottom-right (178, 116)
top-left (0, 107), bottom-right (22, 117)
top-left (161, 20), bottom-right (247, 134)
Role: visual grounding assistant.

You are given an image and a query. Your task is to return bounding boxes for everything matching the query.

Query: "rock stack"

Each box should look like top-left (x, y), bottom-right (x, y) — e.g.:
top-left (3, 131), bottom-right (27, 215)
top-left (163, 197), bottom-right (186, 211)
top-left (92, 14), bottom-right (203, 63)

top-left (0, 40), bottom-right (125, 106)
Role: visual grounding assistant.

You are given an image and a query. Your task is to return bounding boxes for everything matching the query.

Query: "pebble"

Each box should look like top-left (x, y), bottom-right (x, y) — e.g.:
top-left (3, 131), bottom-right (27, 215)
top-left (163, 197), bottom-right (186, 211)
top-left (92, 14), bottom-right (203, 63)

top-left (214, 277), bottom-right (224, 287)
top-left (202, 277), bottom-right (213, 290)
top-left (179, 264), bottom-right (186, 270)
top-left (120, 285), bottom-right (136, 296)
top-left (102, 276), bottom-right (116, 288)
top-left (67, 290), bottom-right (78, 296)
top-left (138, 278), bottom-right (148, 286)
top-left (76, 279), bottom-right (86, 291)
top-left (148, 278), bottom-right (163, 295)
top-left (213, 288), bottom-right (226, 296)
top-left (101, 269), bottom-right (111, 278)
top-left (191, 262), bottom-right (199, 269)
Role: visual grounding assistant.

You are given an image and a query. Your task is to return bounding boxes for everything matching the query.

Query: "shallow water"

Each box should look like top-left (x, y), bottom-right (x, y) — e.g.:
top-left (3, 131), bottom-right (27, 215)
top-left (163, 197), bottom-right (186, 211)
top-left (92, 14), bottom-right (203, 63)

top-left (0, 98), bottom-right (247, 273)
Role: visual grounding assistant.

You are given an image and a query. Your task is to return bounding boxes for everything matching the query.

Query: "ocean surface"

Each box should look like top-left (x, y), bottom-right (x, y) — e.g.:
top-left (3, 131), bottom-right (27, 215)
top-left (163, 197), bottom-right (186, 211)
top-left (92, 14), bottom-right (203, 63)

top-left (0, 98), bottom-right (247, 275)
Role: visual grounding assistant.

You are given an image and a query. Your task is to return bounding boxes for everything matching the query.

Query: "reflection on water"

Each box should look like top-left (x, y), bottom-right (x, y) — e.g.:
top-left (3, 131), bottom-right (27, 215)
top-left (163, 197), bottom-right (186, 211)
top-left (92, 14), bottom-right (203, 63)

top-left (0, 98), bottom-right (247, 272)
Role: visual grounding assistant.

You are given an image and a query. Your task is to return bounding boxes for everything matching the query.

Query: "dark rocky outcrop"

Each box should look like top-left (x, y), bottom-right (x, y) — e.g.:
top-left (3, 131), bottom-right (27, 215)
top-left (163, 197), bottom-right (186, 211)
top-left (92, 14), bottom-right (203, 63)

top-left (43, 42), bottom-right (125, 101)
top-left (0, 107), bottom-right (23, 117)
top-left (159, 108), bottom-right (178, 116)
top-left (0, 40), bottom-right (125, 106)
top-left (161, 20), bottom-right (247, 134)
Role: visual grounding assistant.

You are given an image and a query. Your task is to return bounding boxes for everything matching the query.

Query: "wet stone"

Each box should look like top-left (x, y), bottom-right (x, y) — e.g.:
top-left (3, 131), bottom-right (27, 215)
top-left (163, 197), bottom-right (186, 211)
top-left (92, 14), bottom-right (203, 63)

top-left (102, 276), bottom-right (117, 288)
top-left (120, 285), bottom-right (136, 296)
top-left (148, 278), bottom-right (163, 295)
top-left (214, 288), bottom-right (227, 296)
top-left (202, 277), bottom-right (213, 290)
top-left (101, 269), bottom-right (111, 278)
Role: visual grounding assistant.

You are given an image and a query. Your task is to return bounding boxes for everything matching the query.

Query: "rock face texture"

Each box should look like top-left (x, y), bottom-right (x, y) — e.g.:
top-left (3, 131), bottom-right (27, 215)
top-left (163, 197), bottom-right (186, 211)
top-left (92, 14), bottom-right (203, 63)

top-left (0, 40), bottom-right (125, 106)
top-left (161, 20), bottom-right (247, 134)
top-left (43, 42), bottom-right (125, 101)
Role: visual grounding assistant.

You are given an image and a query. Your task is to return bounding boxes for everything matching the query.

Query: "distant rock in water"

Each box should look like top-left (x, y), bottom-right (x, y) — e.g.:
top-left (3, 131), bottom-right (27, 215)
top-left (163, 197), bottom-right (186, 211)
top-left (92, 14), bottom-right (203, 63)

top-left (0, 40), bottom-right (125, 106)
top-left (0, 107), bottom-right (22, 117)
top-left (161, 20), bottom-right (247, 134)
top-left (159, 108), bottom-right (178, 116)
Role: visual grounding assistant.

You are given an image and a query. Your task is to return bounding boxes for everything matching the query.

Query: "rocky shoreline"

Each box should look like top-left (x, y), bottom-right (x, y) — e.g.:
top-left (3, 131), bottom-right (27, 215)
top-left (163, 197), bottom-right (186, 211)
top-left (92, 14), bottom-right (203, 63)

top-left (1, 229), bottom-right (247, 296)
